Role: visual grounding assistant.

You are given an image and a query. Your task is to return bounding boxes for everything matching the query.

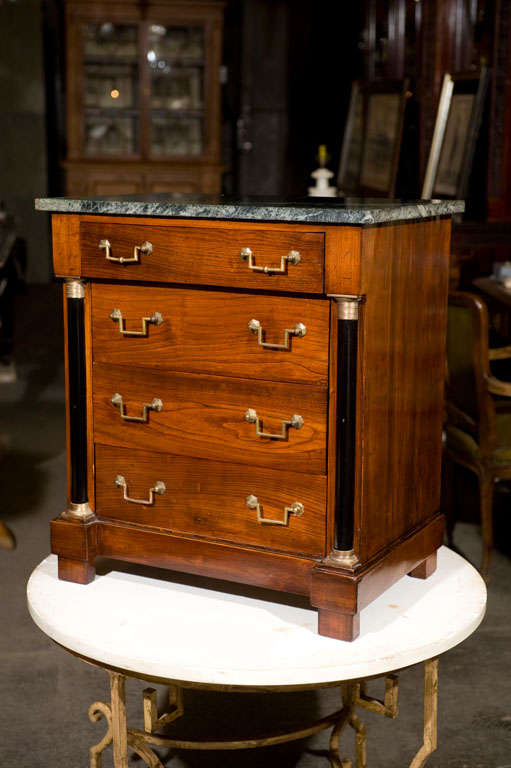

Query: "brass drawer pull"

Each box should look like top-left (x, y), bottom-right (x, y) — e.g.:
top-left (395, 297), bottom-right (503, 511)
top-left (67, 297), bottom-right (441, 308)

top-left (240, 247), bottom-right (301, 275)
top-left (114, 475), bottom-right (166, 506)
top-left (110, 308), bottom-right (163, 337)
top-left (245, 408), bottom-right (303, 440)
top-left (111, 393), bottom-right (163, 423)
top-left (99, 239), bottom-right (153, 264)
top-left (248, 318), bottom-right (306, 350)
top-left (246, 494), bottom-right (304, 526)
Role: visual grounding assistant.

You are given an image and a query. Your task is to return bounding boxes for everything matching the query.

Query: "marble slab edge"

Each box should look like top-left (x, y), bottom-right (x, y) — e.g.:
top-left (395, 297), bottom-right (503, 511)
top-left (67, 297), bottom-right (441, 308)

top-left (35, 198), bottom-right (465, 226)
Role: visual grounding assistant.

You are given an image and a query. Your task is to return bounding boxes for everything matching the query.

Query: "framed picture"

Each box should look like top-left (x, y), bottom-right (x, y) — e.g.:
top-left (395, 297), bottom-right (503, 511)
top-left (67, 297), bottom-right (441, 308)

top-left (425, 69), bottom-right (489, 199)
top-left (337, 81), bottom-right (364, 194)
top-left (421, 74), bottom-right (454, 199)
top-left (359, 80), bottom-right (409, 197)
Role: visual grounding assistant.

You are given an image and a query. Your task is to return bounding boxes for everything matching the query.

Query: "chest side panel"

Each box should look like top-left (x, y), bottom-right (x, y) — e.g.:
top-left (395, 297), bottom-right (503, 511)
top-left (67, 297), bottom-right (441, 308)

top-left (355, 219), bottom-right (451, 563)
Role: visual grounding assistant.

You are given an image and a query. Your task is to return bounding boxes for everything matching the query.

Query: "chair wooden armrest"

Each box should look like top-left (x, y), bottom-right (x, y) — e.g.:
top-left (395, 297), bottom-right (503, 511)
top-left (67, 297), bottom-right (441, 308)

top-left (489, 345), bottom-right (511, 360)
top-left (486, 375), bottom-right (511, 397)
top-left (445, 400), bottom-right (477, 431)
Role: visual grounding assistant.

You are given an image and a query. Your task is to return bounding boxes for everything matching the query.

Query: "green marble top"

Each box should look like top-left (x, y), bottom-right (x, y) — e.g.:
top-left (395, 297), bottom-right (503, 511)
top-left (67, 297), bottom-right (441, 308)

top-left (35, 194), bottom-right (464, 225)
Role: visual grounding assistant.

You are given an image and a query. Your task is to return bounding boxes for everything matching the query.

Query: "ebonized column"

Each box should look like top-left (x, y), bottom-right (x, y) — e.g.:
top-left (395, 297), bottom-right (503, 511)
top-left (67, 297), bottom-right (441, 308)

top-left (330, 295), bottom-right (361, 566)
top-left (64, 279), bottom-right (92, 519)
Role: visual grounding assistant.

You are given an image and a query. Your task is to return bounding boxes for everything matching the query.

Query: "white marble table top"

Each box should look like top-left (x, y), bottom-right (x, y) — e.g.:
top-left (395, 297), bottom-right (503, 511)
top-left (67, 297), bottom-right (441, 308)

top-left (27, 547), bottom-right (486, 689)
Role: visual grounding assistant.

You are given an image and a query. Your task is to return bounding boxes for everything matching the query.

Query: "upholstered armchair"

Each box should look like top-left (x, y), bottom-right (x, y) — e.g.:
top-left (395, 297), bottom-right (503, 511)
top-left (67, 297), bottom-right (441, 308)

top-left (446, 291), bottom-right (511, 577)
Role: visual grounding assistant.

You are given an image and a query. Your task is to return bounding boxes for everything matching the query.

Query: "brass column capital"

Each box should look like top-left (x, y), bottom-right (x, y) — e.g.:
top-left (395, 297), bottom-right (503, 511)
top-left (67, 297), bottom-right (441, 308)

top-left (327, 294), bottom-right (364, 320)
top-left (65, 278), bottom-right (85, 299)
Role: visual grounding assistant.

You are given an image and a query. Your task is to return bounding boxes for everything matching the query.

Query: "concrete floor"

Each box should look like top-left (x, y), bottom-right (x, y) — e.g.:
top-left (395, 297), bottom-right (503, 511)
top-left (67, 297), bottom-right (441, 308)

top-left (0, 285), bottom-right (510, 768)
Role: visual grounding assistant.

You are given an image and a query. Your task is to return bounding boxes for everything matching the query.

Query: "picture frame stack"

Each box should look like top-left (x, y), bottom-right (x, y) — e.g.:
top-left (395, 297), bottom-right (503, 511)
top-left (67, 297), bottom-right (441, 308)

top-left (422, 69), bottom-right (489, 200)
top-left (337, 69), bottom-right (488, 202)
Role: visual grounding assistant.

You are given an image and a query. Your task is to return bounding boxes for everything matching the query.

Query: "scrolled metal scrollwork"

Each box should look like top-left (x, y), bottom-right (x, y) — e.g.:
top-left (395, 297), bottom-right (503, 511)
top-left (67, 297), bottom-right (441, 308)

top-left (88, 701), bottom-right (113, 768)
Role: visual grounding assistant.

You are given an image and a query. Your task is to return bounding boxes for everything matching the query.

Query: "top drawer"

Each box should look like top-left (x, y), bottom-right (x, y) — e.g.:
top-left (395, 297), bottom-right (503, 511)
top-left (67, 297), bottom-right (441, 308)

top-left (80, 221), bottom-right (325, 293)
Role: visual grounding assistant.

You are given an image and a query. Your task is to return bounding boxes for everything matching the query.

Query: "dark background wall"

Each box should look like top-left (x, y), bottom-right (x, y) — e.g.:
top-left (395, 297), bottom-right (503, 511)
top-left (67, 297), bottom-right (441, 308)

top-left (0, 0), bottom-right (363, 283)
top-left (0, 0), bottom-right (50, 283)
top-left (227, 0), bottom-right (363, 197)
top-left (1, 0), bottom-right (509, 285)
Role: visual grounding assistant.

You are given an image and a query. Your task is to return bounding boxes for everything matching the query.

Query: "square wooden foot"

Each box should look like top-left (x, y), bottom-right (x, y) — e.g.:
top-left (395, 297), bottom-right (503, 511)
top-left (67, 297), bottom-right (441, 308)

top-left (58, 556), bottom-right (95, 584)
top-left (318, 609), bottom-right (360, 641)
top-left (408, 552), bottom-right (437, 580)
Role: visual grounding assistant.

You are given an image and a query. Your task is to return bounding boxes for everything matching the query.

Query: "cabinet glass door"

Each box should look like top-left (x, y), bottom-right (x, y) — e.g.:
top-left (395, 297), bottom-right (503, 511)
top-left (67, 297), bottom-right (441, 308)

top-left (147, 24), bottom-right (205, 157)
top-left (82, 23), bottom-right (139, 156)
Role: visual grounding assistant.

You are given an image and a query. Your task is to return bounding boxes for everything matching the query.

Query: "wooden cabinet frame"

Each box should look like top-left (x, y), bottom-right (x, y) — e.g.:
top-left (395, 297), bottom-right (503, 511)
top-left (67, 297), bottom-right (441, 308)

top-left (64, 0), bottom-right (224, 195)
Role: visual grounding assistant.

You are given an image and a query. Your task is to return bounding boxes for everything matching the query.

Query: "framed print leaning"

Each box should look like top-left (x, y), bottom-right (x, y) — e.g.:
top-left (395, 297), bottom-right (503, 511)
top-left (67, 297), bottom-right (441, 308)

top-left (429, 69), bottom-right (489, 199)
top-left (421, 74), bottom-right (454, 199)
top-left (359, 80), bottom-right (409, 197)
top-left (337, 81), bottom-right (364, 194)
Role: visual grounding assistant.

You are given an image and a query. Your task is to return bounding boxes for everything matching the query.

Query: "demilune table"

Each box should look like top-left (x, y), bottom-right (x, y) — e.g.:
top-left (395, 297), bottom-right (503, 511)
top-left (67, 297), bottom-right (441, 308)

top-left (27, 546), bottom-right (486, 768)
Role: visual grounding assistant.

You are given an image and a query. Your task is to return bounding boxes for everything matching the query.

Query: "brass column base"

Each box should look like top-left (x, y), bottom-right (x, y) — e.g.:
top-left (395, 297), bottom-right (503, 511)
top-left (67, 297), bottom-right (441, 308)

top-left (88, 659), bottom-right (439, 768)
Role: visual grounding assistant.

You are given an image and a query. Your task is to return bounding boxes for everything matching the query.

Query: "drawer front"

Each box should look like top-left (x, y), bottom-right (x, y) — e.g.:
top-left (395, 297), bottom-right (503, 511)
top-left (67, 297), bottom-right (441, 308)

top-left (92, 283), bottom-right (330, 385)
top-left (81, 221), bottom-right (324, 293)
top-left (93, 364), bottom-right (327, 475)
top-left (95, 444), bottom-right (327, 557)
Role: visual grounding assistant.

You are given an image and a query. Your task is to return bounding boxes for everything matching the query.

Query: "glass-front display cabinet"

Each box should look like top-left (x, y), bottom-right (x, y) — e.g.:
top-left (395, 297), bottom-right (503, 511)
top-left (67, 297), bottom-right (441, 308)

top-left (64, 0), bottom-right (224, 195)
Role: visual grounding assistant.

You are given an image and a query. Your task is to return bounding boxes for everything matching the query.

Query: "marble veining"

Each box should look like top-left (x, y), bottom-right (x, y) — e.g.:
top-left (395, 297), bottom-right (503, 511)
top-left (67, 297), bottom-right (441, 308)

top-left (35, 194), bottom-right (465, 225)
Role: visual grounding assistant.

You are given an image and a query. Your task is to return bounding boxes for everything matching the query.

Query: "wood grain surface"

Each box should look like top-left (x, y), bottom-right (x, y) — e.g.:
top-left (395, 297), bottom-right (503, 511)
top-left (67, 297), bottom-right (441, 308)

top-left (52, 215), bottom-right (81, 276)
top-left (354, 219), bottom-right (451, 563)
top-left (324, 226), bottom-right (361, 295)
top-left (96, 520), bottom-right (316, 596)
top-left (91, 283), bottom-right (330, 385)
top-left (93, 364), bottom-right (327, 474)
top-left (81, 221), bottom-right (325, 292)
top-left (95, 444), bottom-right (327, 557)
top-left (50, 211), bottom-right (453, 640)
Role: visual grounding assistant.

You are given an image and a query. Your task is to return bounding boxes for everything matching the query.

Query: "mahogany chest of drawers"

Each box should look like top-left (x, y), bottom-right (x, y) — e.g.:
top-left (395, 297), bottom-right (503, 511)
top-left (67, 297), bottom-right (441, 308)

top-left (36, 197), bottom-right (462, 641)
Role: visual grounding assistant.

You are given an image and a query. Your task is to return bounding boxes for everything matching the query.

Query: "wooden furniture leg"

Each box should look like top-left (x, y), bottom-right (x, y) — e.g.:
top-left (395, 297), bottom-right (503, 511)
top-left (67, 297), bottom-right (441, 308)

top-left (318, 609), bottom-right (360, 642)
top-left (408, 553), bottom-right (437, 580)
top-left (478, 472), bottom-right (494, 579)
top-left (58, 556), bottom-right (95, 584)
top-left (443, 454), bottom-right (458, 548)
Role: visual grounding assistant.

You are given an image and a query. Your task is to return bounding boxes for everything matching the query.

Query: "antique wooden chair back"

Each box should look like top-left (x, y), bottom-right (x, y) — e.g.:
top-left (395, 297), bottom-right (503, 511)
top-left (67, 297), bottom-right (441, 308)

top-left (446, 290), bottom-right (511, 577)
top-left (446, 291), bottom-right (497, 460)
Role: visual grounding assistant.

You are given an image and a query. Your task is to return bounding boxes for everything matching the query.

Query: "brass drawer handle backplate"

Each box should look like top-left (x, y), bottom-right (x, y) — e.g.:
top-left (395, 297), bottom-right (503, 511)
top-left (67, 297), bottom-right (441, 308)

top-left (111, 392), bottom-right (163, 423)
top-left (99, 239), bottom-right (153, 264)
top-left (246, 494), bottom-right (304, 526)
top-left (110, 308), bottom-right (163, 337)
top-left (248, 318), bottom-right (306, 350)
top-left (245, 408), bottom-right (303, 440)
top-left (240, 247), bottom-right (301, 275)
top-left (114, 475), bottom-right (166, 506)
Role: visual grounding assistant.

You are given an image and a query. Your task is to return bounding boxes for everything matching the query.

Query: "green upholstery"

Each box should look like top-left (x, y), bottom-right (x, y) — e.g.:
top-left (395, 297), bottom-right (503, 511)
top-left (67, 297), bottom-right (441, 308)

top-left (446, 420), bottom-right (511, 465)
top-left (446, 304), bottom-right (478, 419)
top-left (446, 300), bottom-right (511, 467)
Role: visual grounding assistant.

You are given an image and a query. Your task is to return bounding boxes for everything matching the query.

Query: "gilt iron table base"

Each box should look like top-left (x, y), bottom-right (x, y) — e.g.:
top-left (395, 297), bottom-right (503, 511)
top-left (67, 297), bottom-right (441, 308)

top-left (88, 659), bottom-right (438, 768)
